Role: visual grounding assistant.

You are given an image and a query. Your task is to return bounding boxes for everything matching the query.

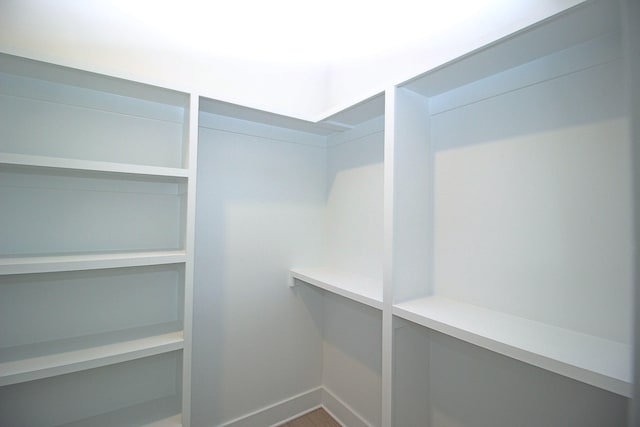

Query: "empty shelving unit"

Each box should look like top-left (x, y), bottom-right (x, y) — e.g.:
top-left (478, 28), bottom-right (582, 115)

top-left (0, 0), bottom-right (636, 426)
top-left (0, 54), bottom-right (198, 426)
top-left (388, 1), bottom-right (632, 425)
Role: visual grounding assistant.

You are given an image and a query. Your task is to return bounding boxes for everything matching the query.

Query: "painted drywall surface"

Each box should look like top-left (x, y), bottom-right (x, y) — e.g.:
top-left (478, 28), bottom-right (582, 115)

top-left (323, 294), bottom-right (382, 427)
top-left (320, 118), bottom-right (384, 426)
top-left (394, 321), bottom-right (628, 427)
top-left (325, 122), bottom-right (384, 281)
top-left (430, 52), bottom-right (632, 343)
top-left (192, 117), bottom-right (326, 426)
top-left (392, 320), bottom-right (430, 426)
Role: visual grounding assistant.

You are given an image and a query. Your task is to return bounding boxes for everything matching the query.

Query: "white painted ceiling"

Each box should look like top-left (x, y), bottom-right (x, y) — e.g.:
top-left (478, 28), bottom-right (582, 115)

top-left (2, 0), bottom-right (530, 64)
top-left (0, 0), bottom-right (584, 118)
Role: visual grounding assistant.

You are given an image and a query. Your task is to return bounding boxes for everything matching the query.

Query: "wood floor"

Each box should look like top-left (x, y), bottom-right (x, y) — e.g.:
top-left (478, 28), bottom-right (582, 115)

top-left (279, 408), bottom-right (341, 427)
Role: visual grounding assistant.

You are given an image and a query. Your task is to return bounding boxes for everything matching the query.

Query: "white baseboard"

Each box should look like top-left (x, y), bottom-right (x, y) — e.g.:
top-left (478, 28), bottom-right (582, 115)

top-left (219, 387), bottom-right (322, 427)
top-left (216, 386), bottom-right (372, 427)
top-left (321, 387), bottom-right (373, 427)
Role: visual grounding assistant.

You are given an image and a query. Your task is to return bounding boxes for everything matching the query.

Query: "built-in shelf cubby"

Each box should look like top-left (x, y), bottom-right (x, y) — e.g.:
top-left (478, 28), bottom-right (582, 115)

top-left (0, 264), bottom-right (184, 386)
top-left (389, 0), bottom-right (632, 407)
top-left (0, 352), bottom-right (183, 427)
top-left (0, 165), bottom-right (186, 257)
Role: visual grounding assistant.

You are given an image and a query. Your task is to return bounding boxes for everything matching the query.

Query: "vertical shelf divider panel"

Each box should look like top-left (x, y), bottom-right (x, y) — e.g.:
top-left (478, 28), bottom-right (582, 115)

top-left (180, 93), bottom-right (200, 427)
top-left (389, 88), bottom-right (432, 305)
top-left (386, 86), bottom-right (432, 427)
top-left (0, 53), bottom-right (194, 427)
top-left (381, 88), bottom-right (395, 427)
top-left (623, 0), bottom-right (640, 421)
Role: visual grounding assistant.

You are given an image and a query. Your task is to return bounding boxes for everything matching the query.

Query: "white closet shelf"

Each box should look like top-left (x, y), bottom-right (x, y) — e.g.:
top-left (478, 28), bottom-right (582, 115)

top-left (290, 267), bottom-right (383, 309)
top-left (0, 331), bottom-right (184, 386)
top-left (60, 396), bottom-right (182, 427)
top-left (0, 250), bottom-right (186, 275)
top-left (393, 296), bottom-right (631, 397)
top-left (0, 152), bottom-right (188, 178)
top-left (142, 415), bottom-right (182, 427)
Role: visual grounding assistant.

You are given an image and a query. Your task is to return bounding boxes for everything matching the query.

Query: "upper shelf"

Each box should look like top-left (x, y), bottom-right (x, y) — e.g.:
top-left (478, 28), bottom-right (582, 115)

top-left (316, 93), bottom-right (385, 130)
top-left (200, 97), bottom-right (340, 136)
top-left (402, 0), bottom-right (619, 98)
top-left (0, 250), bottom-right (186, 275)
top-left (200, 92), bottom-right (385, 138)
top-left (290, 267), bottom-right (383, 310)
top-left (0, 153), bottom-right (189, 178)
top-left (0, 52), bottom-right (188, 108)
top-left (393, 296), bottom-right (631, 397)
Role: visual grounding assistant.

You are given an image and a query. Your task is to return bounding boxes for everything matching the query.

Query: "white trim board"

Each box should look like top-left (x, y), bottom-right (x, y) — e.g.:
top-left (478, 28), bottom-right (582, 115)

top-left (321, 387), bottom-right (373, 427)
top-left (218, 387), bottom-right (323, 427)
top-left (213, 386), bottom-right (372, 427)
top-left (269, 405), bottom-right (324, 427)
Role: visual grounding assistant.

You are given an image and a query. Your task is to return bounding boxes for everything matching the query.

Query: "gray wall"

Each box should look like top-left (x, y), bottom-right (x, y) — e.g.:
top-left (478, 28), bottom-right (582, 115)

top-left (192, 116), bottom-right (326, 426)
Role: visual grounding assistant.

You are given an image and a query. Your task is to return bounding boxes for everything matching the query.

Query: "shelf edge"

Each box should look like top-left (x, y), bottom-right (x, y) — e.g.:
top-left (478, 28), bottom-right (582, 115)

top-left (0, 332), bottom-right (184, 386)
top-left (392, 298), bottom-right (631, 397)
top-left (0, 251), bottom-right (187, 275)
top-left (290, 268), bottom-right (383, 310)
top-left (0, 152), bottom-right (188, 178)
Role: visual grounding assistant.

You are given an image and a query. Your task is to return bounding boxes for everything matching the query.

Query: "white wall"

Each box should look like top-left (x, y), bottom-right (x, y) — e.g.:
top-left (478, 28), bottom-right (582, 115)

top-left (323, 295), bottom-right (382, 426)
top-left (325, 118), bottom-right (385, 280)
top-left (193, 114), bottom-right (327, 426)
top-left (430, 37), bottom-right (632, 344)
top-left (320, 117), bottom-right (385, 426)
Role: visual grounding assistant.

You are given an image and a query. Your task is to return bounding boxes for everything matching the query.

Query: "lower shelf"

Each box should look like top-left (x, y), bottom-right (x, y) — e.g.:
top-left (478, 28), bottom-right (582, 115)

top-left (290, 267), bottom-right (383, 309)
top-left (0, 331), bottom-right (184, 386)
top-left (143, 415), bottom-right (182, 427)
top-left (393, 296), bottom-right (631, 397)
top-left (61, 395), bottom-right (182, 427)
